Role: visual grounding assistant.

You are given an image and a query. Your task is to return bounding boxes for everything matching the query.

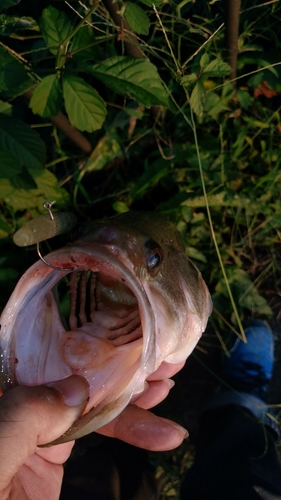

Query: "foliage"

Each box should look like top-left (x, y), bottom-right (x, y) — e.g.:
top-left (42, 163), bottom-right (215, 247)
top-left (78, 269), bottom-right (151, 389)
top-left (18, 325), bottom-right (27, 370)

top-left (1, 0), bottom-right (281, 497)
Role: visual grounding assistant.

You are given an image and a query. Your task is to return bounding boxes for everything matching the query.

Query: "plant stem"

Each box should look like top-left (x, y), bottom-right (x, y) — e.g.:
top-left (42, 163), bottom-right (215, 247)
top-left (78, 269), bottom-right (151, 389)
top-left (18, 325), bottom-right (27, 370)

top-left (103, 0), bottom-right (145, 59)
top-left (224, 0), bottom-right (241, 81)
top-left (24, 89), bottom-right (92, 154)
top-left (56, 1), bottom-right (101, 69)
top-left (190, 107), bottom-right (246, 342)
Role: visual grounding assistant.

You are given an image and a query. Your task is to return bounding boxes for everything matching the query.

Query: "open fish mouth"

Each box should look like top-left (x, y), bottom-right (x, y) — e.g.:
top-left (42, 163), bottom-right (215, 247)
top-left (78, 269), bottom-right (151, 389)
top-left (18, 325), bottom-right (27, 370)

top-left (0, 211), bottom-right (212, 443)
top-left (0, 243), bottom-right (156, 440)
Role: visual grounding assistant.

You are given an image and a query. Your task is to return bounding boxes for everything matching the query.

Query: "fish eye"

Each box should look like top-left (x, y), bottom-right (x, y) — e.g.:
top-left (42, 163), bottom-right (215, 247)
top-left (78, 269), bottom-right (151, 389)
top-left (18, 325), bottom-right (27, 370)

top-left (147, 251), bottom-right (162, 270)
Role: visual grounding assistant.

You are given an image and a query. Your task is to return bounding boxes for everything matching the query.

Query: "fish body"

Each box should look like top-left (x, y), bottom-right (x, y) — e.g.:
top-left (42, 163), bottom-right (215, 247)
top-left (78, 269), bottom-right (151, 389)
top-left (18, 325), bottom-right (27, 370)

top-left (0, 212), bottom-right (212, 443)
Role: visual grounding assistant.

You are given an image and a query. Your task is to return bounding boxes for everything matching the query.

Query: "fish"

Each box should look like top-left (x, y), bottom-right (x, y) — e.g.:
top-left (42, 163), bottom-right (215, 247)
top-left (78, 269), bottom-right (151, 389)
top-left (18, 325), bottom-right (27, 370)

top-left (0, 211), bottom-right (212, 443)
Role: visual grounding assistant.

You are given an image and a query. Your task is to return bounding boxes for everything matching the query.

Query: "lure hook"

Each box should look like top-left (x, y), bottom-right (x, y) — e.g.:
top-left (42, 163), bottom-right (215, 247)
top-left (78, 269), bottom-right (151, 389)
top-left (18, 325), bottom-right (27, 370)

top-left (42, 200), bottom-right (55, 220)
top-left (36, 201), bottom-right (75, 272)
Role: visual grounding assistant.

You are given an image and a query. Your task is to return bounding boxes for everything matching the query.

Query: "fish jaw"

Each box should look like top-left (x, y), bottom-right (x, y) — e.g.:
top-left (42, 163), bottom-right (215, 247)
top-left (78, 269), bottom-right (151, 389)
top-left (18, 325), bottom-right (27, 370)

top-left (0, 243), bottom-right (157, 441)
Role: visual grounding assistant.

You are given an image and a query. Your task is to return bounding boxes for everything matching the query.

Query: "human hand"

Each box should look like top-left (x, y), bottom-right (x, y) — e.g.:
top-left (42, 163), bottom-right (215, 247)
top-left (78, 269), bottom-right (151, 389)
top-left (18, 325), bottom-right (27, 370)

top-left (0, 368), bottom-right (187, 500)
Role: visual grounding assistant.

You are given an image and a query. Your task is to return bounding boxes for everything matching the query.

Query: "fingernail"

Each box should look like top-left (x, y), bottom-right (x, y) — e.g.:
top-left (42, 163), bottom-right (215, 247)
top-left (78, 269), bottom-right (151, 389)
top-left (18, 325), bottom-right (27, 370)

top-left (159, 417), bottom-right (189, 439)
top-left (47, 375), bottom-right (89, 407)
top-left (165, 379), bottom-right (175, 389)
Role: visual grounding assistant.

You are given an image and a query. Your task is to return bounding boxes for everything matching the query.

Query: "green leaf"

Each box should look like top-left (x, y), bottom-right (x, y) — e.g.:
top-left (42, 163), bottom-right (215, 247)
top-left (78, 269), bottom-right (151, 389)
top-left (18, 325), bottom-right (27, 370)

top-left (247, 72), bottom-right (264, 89)
top-left (190, 80), bottom-right (205, 116)
top-left (181, 73), bottom-right (197, 90)
top-left (0, 147), bottom-right (21, 178)
top-left (0, 168), bottom-right (69, 211)
top-left (0, 0), bottom-right (21, 11)
top-left (40, 6), bottom-right (73, 55)
top-left (186, 246), bottom-right (207, 263)
top-left (124, 3), bottom-right (149, 35)
top-left (70, 26), bottom-right (98, 61)
top-left (138, 0), bottom-right (162, 5)
top-left (89, 56), bottom-right (169, 108)
top-left (0, 14), bottom-right (38, 35)
top-left (0, 100), bottom-right (12, 114)
top-left (237, 89), bottom-right (251, 109)
top-left (243, 116), bottom-right (270, 129)
top-left (29, 75), bottom-right (62, 117)
top-left (0, 46), bottom-right (33, 99)
top-left (200, 53), bottom-right (209, 71)
top-left (81, 134), bottom-right (122, 175)
top-left (0, 115), bottom-right (46, 168)
top-left (202, 58), bottom-right (231, 77)
top-left (204, 91), bottom-right (230, 120)
top-left (62, 75), bottom-right (106, 133)
top-left (215, 268), bottom-right (272, 317)
top-left (112, 201), bottom-right (130, 213)
top-left (10, 166), bottom-right (37, 189)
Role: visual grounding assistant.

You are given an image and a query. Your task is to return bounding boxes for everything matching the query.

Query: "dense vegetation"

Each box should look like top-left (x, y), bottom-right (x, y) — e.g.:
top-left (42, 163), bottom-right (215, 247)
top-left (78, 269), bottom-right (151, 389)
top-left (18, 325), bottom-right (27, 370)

top-left (1, 0), bottom-right (281, 496)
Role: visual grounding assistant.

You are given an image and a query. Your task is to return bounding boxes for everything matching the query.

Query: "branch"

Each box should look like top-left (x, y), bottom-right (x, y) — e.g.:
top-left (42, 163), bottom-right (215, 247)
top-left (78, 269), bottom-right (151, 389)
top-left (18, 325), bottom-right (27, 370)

top-left (24, 88), bottom-right (92, 154)
top-left (103, 0), bottom-right (145, 59)
top-left (225, 0), bottom-right (241, 81)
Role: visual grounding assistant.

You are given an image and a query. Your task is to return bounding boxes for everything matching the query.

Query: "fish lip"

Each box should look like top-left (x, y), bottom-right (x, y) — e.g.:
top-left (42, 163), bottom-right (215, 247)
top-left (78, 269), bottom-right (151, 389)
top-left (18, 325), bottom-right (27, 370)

top-left (0, 241), bottom-right (156, 393)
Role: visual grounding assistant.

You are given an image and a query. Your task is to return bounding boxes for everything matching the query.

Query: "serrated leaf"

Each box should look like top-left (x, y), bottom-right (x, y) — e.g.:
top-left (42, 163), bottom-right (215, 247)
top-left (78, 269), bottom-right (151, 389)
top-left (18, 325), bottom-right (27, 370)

top-left (0, 46), bottom-right (33, 99)
top-left (89, 56), bottom-right (169, 108)
top-left (40, 6), bottom-right (73, 55)
top-left (0, 147), bottom-right (21, 178)
top-left (124, 3), bottom-right (149, 35)
top-left (0, 168), bottom-right (69, 211)
top-left (0, 115), bottom-right (46, 168)
top-left (63, 75), bottom-right (106, 133)
top-left (0, 14), bottom-right (38, 35)
top-left (190, 80), bottom-right (205, 116)
top-left (30, 74), bottom-right (62, 117)
top-left (0, 100), bottom-right (12, 114)
top-left (10, 166), bottom-right (37, 189)
top-left (70, 26), bottom-right (98, 61)
top-left (203, 58), bottom-right (231, 77)
top-left (181, 73), bottom-right (197, 90)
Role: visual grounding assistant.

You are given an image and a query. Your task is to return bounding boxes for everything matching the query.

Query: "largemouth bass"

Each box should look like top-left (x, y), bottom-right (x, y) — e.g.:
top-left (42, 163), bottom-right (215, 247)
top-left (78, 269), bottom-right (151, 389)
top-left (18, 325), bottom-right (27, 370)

top-left (0, 212), bottom-right (212, 443)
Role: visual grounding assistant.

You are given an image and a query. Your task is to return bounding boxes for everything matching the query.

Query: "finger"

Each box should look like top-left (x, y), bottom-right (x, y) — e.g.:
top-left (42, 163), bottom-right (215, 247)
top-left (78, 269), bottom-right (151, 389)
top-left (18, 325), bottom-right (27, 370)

top-left (133, 379), bottom-right (175, 409)
top-left (147, 361), bottom-right (185, 381)
top-left (36, 441), bottom-right (74, 464)
top-left (0, 375), bottom-right (89, 491)
top-left (97, 405), bottom-right (188, 451)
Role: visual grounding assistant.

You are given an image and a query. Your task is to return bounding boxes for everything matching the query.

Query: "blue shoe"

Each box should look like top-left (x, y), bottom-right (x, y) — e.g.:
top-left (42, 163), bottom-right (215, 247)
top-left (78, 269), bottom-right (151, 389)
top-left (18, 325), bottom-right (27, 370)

top-left (222, 319), bottom-right (274, 402)
top-left (204, 320), bottom-right (278, 437)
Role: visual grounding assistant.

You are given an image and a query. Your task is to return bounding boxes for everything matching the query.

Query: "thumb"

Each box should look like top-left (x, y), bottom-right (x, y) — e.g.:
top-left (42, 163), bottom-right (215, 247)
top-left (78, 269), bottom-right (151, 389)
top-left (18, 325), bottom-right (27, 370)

top-left (0, 375), bottom-right (89, 489)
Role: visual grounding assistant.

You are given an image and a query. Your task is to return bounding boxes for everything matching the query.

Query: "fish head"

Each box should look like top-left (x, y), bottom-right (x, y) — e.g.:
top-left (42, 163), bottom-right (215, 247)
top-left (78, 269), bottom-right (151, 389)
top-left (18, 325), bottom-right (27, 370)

top-left (0, 212), bottom-right (212, 443)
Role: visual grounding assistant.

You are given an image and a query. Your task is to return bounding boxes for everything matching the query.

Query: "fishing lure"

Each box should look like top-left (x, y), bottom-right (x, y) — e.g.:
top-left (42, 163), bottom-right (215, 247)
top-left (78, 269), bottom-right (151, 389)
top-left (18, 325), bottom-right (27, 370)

top-left (13, 202), bottom-right (77, 247)
top-left (13, 201), bottom-right (78, 271)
